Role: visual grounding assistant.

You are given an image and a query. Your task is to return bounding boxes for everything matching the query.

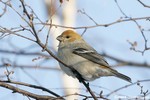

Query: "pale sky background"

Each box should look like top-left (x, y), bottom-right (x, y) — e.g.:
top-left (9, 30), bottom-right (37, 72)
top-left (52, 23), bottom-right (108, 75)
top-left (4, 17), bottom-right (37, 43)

top-left (0, 0), bottom-right (150, 100)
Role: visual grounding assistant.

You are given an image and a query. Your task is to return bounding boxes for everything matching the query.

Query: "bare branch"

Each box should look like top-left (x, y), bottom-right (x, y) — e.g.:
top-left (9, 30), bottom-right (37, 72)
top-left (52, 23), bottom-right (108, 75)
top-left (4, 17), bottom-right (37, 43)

top-left (19, 0), bottom-right (39, 41)
top-left (0, 49), bottom-right (49, 57)
top-left (0, 0), bottom-right (9, 17)
top-left (127, 20), bottom-right (150, 55)
top-left (78, 9), bottom-right (98, 25)
top-left (137, 0), bottom-right (150, 8)
top-left (0, 80), bottom-right (63, 99)
top-left (42, 16), bottom-right (150, 29)
top-left (0, 82), bottom-right (59, 100)
top-left (0, 64), bottom-right (60, 71)
top-left (102, 53), bottom-right (150, 68)
top-left (114, 0), bottom-right (128, 17)
top-left (106, 79), bottom-right (150, 97)
top-left (0, 27), bottom-right (36, 42)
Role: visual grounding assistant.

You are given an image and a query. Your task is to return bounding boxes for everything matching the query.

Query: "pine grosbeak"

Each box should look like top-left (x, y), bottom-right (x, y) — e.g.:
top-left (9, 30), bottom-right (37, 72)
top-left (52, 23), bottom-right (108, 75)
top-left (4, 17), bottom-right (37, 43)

top-left (57, 30), bottom-right (131, 82)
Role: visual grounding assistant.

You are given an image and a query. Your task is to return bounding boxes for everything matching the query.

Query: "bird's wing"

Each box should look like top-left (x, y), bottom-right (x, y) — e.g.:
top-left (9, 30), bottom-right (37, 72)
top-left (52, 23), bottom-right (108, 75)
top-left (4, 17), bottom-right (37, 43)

top-left (72, 47), bottom-right (132, 83)
top-left (72, 47), bottom-right (116, 71)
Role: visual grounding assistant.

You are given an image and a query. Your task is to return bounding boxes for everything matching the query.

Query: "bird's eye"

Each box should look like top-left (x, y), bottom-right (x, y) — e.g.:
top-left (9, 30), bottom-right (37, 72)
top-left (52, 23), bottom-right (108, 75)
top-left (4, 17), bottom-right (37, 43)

top-left (66, 36), bottom-right (70, 39)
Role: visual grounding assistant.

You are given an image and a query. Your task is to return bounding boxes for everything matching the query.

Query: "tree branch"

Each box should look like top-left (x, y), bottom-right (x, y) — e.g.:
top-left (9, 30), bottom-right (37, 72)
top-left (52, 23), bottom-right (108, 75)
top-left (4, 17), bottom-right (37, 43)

top-left (42, 16), bottom-right (150, 29)
top-left (0, 82), bottom-right (61, 100)
top-left (137, 0), bottom-right (150, 8)
top-left (106, 79), bottom-right (150, 97)
top-left (0, 80), bottom-right (63, 99)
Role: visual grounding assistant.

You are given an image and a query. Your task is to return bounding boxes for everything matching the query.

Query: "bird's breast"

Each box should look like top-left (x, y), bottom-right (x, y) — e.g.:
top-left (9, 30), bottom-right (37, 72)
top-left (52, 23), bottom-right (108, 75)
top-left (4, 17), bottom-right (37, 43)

top-left (58, 47), bottom-right (86, 66)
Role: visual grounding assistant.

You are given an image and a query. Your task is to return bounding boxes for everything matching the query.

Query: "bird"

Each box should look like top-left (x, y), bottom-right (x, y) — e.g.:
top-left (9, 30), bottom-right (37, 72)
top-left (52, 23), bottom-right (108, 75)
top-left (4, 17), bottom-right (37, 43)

top-left (57, 30), bottom-right (131, 83)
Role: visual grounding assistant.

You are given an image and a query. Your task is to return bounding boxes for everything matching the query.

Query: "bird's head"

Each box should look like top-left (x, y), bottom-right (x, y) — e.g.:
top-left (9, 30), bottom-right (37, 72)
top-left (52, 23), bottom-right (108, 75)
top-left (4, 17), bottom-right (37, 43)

top-left (57, 30), bottom-right (82, 44)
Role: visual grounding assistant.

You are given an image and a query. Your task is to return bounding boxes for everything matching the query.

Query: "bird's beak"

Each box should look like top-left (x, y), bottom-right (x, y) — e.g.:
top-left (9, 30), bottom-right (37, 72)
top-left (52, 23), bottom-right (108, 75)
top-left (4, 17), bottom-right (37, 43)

top-left (56, 36), bottom-right (63, 42)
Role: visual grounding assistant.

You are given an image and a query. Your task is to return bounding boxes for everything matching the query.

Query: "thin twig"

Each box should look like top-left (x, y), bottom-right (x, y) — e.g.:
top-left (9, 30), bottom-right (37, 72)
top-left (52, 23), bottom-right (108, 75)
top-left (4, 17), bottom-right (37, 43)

top-left (0, 27), bottom-right (36, 42)
top-left (137, 0), bottom-right (150, 8)
top-left (114, 0), bottom-right (128, 17)
top-left (106, 79), bottom-right (150, 97)
top-left (78, 9), bottom-right (98, 25)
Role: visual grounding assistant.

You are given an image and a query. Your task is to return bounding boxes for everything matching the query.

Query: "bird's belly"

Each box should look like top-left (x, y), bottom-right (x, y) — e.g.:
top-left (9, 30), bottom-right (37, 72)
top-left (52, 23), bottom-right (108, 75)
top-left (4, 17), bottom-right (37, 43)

top-left (74, 61), bottom-right (112, 81)
top-left (59, 60), bottom-right (112, 81)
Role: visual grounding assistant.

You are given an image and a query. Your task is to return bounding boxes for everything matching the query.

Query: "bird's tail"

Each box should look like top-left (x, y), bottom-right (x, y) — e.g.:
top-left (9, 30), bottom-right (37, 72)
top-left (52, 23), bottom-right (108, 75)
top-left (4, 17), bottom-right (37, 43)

top-left (113, 72), bottom-right (132, 83)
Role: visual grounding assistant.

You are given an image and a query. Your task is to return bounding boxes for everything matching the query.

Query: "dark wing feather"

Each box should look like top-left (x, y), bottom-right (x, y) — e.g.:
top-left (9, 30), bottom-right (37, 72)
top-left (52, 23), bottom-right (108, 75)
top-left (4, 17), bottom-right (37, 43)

top-left (73, 48), bottom-right (110, 67)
